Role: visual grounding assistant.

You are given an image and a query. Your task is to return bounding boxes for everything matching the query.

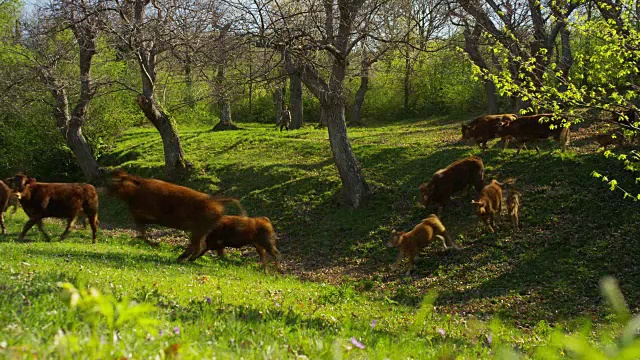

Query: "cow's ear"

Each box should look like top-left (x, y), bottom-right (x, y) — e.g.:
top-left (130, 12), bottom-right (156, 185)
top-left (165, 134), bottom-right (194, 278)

top-left (27, 178), bottom-right (36, 185)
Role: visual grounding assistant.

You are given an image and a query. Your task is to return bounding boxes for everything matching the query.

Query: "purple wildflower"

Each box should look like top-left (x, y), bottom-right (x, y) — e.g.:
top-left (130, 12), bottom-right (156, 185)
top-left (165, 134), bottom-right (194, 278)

top-left (437, 328), bottom-right (446, 336)
top-left (159, 329), bottom-right (164, 336)
top-left (487, 332), bottom-right (493, 345)
top-left (370, 320), bottom-right (377, 328)
top-left (205, 297), bottom-right (212, 304)
top-left (173, 326), bottom-right (180, 335)
top-left (350, 337), bottom-right (365, 349)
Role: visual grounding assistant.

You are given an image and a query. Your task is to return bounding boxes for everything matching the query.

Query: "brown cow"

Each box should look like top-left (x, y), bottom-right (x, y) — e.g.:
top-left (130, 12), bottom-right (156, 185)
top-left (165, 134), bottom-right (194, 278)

top-left (498, 114), bottom-right (570, 154)
top-left (11, 174), bottom-right (99, 242)
top-left (461, 114), bottom-right (517, 151)
top-left (472, 178), bottom-right (514, 233)
top-left (506, 190), bottom-right (520, 231)
top-left (106, 169), bottom-right (244, 263)
top-left (198, 215), bottom-right (282, 273)
top-left (387, 214), bottom-right (460, 276)
top-left (419, 156), bottom-right (485, 214)
top-left (0, 180), bottom-right (12, 234)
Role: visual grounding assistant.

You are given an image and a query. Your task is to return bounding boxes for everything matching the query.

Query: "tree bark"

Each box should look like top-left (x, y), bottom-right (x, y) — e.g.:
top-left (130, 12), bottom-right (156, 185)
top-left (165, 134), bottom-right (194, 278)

top-left (403, 47), bottom-right (411, 114)
top-left (133, 0), bottom-right (188, 178)
top-left (351, 65), bottom-right (369, 124)
top-left (485, 80), bottom-right (498, 114)
top-left (136, 95), bottom-right (188, 175)
top-left (289, 71), bottom-right (304, 129)
top-left (323, 95), bottom-right (369, 207)
top-left (273, 87), bottom-right (283, 125)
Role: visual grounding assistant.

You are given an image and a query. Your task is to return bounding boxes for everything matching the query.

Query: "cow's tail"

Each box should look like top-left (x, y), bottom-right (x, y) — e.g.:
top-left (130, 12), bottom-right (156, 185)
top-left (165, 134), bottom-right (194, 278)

top-left (213, 197), bottom-right (247, 217)
top-left (495, 178), bottom-right (516, 187)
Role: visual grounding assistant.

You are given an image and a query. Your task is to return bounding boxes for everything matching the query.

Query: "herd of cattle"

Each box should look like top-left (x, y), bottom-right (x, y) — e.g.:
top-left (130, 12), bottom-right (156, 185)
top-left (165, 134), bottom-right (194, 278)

top-left (0, 112), bottom-right (621, 275)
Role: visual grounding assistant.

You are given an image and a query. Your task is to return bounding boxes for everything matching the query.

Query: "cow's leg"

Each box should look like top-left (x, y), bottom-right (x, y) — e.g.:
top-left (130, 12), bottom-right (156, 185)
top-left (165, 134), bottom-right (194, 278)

top-left (19, 218), bottom-right (38, 241)
top-left (35, 219), bottom-right (52, 242)
top-left (135, 222), bottom-right (158, 247)
top-left (268, 246), bottom-right (283, 273)
top-left (255, 245), bottom-right (269, 273)
top-left (60, 216), bottom-right (77, 241)
top-left (0, 213), bottom-right (5, 235)
top-left (392, 250), bottom-right (405, 271)
top-left (179, 228), bottom-right (211, 263)
top-left (405, 255), bottom-right (415, 276)
top-left (85, 210), bottom-right (99, 244)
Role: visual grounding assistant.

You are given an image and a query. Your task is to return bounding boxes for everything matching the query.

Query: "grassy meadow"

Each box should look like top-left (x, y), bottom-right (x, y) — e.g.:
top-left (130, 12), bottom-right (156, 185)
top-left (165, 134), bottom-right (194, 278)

top-left (1, 118), bottom-right (639, 359)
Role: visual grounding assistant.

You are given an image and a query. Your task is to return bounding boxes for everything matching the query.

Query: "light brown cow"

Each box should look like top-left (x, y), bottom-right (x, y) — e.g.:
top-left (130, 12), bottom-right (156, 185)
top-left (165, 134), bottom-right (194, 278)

top-left (387, 214), bottom-right (460, 276)
top-left (472, 178), bottom-right (515, 233)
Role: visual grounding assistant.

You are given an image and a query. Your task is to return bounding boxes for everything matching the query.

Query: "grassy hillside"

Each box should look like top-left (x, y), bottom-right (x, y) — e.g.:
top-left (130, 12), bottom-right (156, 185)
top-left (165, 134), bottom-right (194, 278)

top-left (1, 118), bottom-right (639, 358)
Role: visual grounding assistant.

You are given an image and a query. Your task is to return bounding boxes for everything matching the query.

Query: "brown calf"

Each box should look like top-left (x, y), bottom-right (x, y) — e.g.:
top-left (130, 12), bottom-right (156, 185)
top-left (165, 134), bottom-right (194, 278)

top-left (199, 215), bottom-right (282, 273)
top-left (11, 174), bottom-right (99, 242)
top-left (498, 114), bottom-right (570, 154)
top-left (472, 178), bottom-right (514, 233)
top-left (461, 114), bottom-right (517, 151)
top-left (387, 214), bottom-right (460, 276)
top-left (419, 156), bottom-right (485, 214)
top-left (106, 169), bottom-right (243, 262)
top-left (506, 190), bottom-right (520, 231)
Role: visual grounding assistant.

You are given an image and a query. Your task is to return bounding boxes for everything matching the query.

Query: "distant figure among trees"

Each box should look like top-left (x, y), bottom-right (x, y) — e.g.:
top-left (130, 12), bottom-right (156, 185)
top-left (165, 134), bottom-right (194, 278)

top-left (280, 106), bottom-right (291, 131)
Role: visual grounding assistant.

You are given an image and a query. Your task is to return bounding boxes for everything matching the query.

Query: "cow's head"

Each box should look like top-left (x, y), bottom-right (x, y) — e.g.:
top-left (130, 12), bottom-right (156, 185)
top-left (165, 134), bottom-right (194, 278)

top-left (471, 199), bottom-right (486, 215)
top-left (106, 169), bottom-right (140, 198)
top-left (387, 230), bottom-right (405, 248)
top-left (418, 182), bottom-right (433, 206)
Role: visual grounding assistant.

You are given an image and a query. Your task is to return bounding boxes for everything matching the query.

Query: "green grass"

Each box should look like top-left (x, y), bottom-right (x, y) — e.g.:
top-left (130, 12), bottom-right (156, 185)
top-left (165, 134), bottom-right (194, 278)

top-left (1, 118), bottom-right (639, 358)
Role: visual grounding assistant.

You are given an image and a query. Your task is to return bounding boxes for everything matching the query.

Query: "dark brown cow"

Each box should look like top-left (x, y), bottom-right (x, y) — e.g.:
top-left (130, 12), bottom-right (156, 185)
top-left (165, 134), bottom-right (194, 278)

top-left (498, 114), bottom-right (570, 154)
top-left (472, 178), bottom-right (514, 233)
top-left (418, 156), bottom-right (485, 214)
top-left (199, 215), bottom-right (282, 273)
top-left (0, 180), bottom-right (12, 234)
top-left (387, 214), bottom-right (460, 275)
top-left (461, 114), bottom-right (517, 151)
top-left (106, 169), bottom-right (244, 262)
top-left (11, 174), bottom-right (99, 242)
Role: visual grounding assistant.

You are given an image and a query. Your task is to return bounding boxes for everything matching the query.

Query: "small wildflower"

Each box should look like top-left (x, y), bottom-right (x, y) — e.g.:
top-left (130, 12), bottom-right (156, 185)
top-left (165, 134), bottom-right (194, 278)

top-left (205, 297), bottom-right (212, 304)
top-left (350, 337), bottom-right (365, 349)
top-left (173, 326), bottom-right (180, 335)
top-left (437, 328), bottom-right (446, 336)
top-left (159, 329), bottom-right (164, 336)
top-left (370, 320), bottom-right (377, 328)
top-left (487, 332), bottom-right (493, 345)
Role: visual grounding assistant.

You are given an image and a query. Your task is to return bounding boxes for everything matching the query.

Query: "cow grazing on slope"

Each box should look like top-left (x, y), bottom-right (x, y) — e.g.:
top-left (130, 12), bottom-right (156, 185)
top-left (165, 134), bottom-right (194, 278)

top-left (387, 214), bottom-right (460, 276)
top-left (419, 156), bottom-right (485, 214)
top-left (472, 178), bottom-right (515, 233)
top-left (461, 114), bottom-right (517, 151)
top-left (106, 169), bottom-right (244, 262)
top-left (11, 174), bottom-right (99, 242)
top-left (498, 114), bottom-right (570, 154)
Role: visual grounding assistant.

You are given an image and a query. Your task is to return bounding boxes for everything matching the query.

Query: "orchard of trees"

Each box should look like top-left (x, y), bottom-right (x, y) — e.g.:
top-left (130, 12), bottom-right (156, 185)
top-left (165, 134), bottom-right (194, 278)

top-left (1, 0), bottom-right (639, 206)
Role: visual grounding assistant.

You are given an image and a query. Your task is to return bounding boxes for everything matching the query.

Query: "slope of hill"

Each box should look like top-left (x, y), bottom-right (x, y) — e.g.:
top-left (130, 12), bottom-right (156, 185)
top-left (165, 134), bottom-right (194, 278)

top-left (0, 118), bottom-right (638, 358)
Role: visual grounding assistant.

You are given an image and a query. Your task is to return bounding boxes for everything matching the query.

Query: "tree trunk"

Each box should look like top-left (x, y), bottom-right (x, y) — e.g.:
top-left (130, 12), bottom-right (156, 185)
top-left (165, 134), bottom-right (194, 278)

top-left (485, 80), bottom-right (498, 114)
top-left (289, 71), bottom-right (304, 129)
top-left (273, 87), bottom-right (283, 125)
top-left (50, 87), bottom-right (101, 182)
top-left (558, 26), bottom-right (573, 93)
top-left (136, 94), bottom-right (188, 177)
top-left (66, 123), bottom-right (101, 182)
top-left (403, 48), bottom-right (411, 114)
top-left (322, 95), bottom-right (369, 208)
top-left (351, 72), bottom-right (368, 125)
